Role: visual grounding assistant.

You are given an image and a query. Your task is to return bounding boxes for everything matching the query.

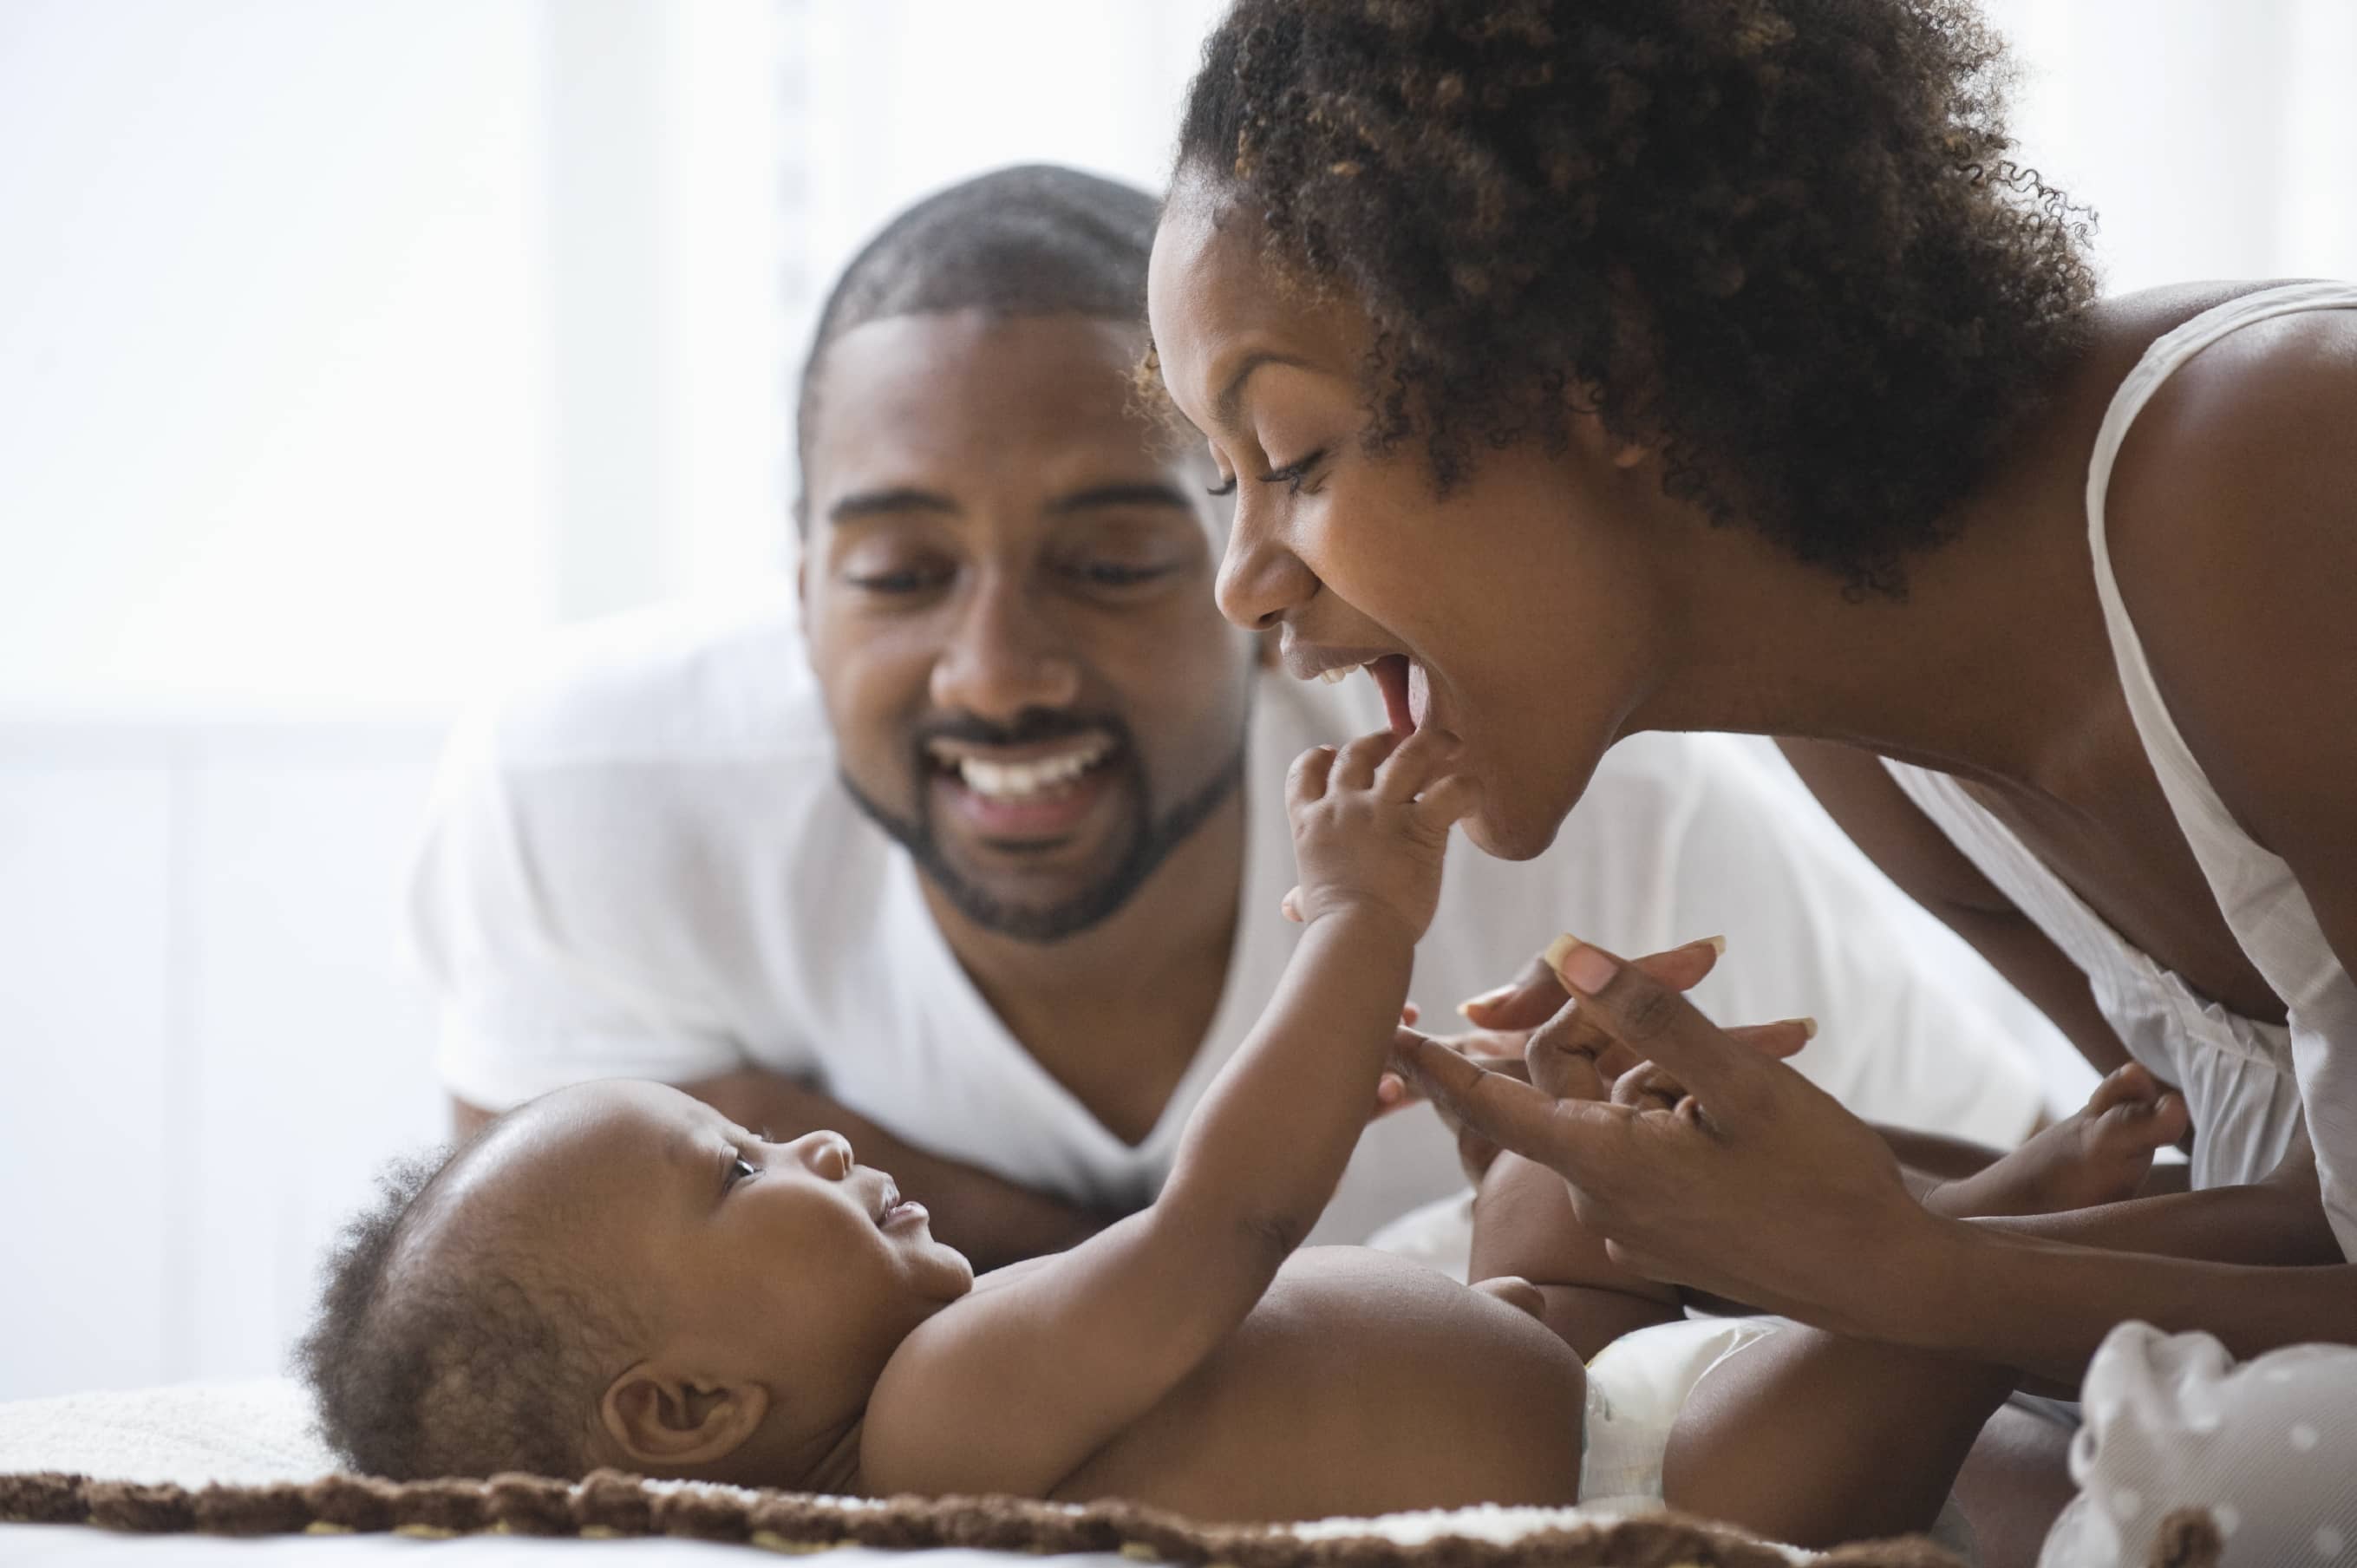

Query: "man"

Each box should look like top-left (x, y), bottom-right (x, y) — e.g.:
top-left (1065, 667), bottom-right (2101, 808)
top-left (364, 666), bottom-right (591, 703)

top-left (413, 166), bottom-right (2050, 1270)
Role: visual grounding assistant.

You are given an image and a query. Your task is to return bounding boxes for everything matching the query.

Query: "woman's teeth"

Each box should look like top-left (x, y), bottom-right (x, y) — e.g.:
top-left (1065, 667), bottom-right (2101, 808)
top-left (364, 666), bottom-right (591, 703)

top-left (1316, 663), bottom-right (1364, 684)
top-left (942, 739), bottom-right (1113, 801)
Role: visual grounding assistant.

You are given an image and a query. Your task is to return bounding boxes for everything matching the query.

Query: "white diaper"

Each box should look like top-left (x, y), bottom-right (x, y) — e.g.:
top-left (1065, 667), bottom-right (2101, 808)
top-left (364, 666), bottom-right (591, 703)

top-left (1577, 1315), bottom-right (1979, 1564)
top-left (1578, 1315), bottom-right (1785, 1509)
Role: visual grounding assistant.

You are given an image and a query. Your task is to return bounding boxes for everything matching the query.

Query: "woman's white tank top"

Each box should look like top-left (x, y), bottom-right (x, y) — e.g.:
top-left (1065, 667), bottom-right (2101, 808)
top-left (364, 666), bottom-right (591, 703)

top-left (1883, 280), bottom-right (2357, 1258)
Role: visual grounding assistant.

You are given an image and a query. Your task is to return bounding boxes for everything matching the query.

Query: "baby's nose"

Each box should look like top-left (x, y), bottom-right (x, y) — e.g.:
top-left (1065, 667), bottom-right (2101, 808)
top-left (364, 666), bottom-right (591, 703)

top-left (792, 1130), bottom-right (854, 1178)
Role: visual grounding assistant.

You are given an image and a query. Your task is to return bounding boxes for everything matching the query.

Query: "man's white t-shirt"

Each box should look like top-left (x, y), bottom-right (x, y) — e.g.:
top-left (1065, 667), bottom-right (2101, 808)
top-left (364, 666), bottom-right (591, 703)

top-left (413, 592), bottom-right (2051, 1243)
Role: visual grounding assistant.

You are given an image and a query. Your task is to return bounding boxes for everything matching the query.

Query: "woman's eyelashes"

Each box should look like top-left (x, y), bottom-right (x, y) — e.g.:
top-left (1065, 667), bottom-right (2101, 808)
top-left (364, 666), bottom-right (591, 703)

top-left (1207, 443), bottom-right (1327, 498)
top-left (1259, 448), bottom-right (1327, 495)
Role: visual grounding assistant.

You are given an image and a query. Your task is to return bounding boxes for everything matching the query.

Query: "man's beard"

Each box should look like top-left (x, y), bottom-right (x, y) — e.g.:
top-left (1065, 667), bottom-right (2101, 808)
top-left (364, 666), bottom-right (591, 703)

top-left (839, 711), bottom-right (1246, 945)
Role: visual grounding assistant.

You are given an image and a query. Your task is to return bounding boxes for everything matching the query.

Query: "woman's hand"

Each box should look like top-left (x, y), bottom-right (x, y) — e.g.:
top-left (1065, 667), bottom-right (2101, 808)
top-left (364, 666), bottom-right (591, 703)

top-left (1395, 938), bottom-right (1947, 1334)
top-left (1382, 937), bottom-right (1720, 1178)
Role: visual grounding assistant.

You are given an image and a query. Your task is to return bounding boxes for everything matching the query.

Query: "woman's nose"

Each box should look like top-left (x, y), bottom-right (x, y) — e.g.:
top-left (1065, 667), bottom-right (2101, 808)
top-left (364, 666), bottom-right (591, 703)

top-left (1214, 499), bottom-right (1316, 631)
top-left (789, 1131), bottom-right (854, 1179)
top-left (928, 577), bottom-right (1081, 720)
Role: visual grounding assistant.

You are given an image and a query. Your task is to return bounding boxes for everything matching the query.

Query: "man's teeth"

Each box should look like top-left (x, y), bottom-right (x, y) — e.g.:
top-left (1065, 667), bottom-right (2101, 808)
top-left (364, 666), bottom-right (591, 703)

top-left (950, 741), bottom-right (1113, 800)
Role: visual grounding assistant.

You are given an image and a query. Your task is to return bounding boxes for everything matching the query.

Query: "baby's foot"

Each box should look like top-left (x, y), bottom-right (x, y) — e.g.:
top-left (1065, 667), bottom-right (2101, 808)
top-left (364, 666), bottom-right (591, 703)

top-left (1931, 1064), bottom-right (2190, 1219)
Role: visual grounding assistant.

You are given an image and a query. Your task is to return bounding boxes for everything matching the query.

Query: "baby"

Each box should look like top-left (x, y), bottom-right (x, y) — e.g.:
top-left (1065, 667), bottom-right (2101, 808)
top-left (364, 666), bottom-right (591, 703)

top-left (304, 726), bottom-right (2185, 1540)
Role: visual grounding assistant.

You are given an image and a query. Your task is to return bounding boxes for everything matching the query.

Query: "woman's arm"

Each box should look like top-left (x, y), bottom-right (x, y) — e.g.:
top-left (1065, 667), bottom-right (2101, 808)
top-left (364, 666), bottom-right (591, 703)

top-left (1893, 1219), bottom-right (2357, 1386)
top-left (1400, 942), bottom-right (2357, 1388)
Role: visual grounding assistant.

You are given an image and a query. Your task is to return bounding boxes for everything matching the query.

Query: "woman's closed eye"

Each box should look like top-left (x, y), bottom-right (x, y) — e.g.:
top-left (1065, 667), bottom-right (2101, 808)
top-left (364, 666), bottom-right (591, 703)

top-left (1259, 448), bottom-right (1327, 495)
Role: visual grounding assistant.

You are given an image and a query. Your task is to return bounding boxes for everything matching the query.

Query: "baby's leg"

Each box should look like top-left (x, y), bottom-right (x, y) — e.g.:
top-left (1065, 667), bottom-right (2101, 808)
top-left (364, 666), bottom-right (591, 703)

top-left (1662, 1323), bottom-right (2014, 1548)
top-left (1659, 1069), bottom-right (2192, 1550)
top-left (1469, 1153), bottom-right (1680, 1362)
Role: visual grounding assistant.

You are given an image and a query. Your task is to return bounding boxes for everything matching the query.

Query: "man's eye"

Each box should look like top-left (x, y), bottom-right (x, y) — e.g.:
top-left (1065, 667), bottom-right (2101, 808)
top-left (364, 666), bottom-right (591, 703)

top-left (1072, 561), bottom-right (1171, 588)
top-left (845, 567), bottom-right (945, 594)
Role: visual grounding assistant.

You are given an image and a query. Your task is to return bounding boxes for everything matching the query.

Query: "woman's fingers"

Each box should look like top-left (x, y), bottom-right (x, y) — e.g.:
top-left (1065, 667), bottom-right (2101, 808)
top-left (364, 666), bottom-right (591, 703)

top-left (1544, 937), bottom-right (1761, 1109)
top-left (1459, 936), bottom-right (1724, 1030)
top-left (1724, 1018), bottom-right (1816, 1061)
top-left (1520, 939), bottom-right (1731, 1099)
top-left (1393, 1030), bottom-right (1627, 1181)
top-left (1456, 951), bottom-right (1562, 1029)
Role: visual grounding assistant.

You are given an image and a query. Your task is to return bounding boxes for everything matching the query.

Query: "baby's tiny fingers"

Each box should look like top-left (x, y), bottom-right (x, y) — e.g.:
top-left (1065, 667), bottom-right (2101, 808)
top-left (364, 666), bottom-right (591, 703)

top-left (1372, 724), bottom-right (1458, 800)
top-left (1413, 773), bottom-right (1480, 826)
top-left (1280, 885), bottom-right (1304, 923)
top-left (1333, 728), bottom-right (1400, 792)
top-left (1611, 1060), bottom-right (1688, 1112)
top-left (1287, 745), bottom-right (1338, 807)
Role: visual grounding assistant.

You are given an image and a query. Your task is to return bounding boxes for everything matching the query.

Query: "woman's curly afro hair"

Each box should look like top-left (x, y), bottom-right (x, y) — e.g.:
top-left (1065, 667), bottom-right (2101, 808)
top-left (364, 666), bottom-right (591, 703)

top-left (1172, 0), bottom-right (2099, 594)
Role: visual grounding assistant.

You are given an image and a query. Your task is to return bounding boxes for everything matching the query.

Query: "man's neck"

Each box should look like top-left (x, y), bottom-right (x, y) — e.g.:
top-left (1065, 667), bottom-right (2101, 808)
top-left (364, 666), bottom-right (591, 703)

top-left (924, 791), bottom-right (1248, 1142)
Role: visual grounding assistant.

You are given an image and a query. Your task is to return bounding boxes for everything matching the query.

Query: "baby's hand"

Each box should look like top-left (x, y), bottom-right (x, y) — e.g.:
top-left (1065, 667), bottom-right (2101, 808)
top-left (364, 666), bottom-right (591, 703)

top-left (1280, 727), bottom-right (1477, 940)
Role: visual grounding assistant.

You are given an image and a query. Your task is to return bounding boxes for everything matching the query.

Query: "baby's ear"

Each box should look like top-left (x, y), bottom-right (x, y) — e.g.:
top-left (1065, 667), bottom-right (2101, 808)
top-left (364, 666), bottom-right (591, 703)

top-left (598, 1362), bottom-right (770, 1471)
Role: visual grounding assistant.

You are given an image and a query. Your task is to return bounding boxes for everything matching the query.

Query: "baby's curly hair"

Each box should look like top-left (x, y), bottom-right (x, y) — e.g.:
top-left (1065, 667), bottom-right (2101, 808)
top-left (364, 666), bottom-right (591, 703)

top-left (1172, 0), bottom-right (2099, 593)
top-left (295, 1145), bottom-right (640, 1480)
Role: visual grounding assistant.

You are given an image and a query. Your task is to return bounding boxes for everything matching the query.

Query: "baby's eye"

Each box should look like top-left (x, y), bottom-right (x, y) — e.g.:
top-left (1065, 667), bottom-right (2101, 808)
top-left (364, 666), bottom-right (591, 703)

top-left (728, 1154), bottom-right (757, 1189)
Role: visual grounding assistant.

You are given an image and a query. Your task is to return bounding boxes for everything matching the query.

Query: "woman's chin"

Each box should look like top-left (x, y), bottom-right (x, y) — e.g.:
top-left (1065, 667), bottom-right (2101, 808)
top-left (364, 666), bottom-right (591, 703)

top-left (1461, 801), bottom-right (1555, 862)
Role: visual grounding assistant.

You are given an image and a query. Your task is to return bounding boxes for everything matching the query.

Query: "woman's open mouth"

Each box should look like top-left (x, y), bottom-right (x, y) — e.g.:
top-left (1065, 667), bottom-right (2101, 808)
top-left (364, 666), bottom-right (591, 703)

top-left (1315, 653), bottom-right (1426, 738)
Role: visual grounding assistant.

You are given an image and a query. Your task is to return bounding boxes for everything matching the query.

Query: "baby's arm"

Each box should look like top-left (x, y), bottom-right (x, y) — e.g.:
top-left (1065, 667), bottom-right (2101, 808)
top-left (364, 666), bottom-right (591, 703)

top-left (861, 728), bottom-right (1475, 1499)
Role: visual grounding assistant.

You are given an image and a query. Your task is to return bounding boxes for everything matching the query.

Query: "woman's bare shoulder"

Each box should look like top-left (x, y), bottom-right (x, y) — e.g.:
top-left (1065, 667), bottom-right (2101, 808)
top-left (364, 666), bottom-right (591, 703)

top-left (2099, 289), bottom-right (2357, 879)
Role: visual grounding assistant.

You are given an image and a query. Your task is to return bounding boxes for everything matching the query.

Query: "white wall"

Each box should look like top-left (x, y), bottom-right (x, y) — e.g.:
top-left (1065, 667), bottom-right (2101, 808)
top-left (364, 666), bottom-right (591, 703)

top-left (1, 722), bottom-right (445, 1399)
top-left (0, 0), bottom-right (553, 717)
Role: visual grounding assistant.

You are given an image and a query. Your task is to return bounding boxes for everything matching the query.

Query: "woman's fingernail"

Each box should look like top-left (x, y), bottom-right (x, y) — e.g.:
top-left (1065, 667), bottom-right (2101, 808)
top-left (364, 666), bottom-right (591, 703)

top-left (1546, 934), bottom-right (1618, 993)
top-left (1799, 1016), bottom-right (1818, 1040)
top-left (1694, 934), bottom-right (1727, 955)
top-left (1455, 983), bottom-right (1518, 1018)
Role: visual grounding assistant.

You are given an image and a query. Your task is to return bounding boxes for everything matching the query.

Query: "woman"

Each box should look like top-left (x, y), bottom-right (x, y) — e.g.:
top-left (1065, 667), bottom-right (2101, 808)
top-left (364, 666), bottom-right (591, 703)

top-left (1145, 1), bottom-right (2354, 1562)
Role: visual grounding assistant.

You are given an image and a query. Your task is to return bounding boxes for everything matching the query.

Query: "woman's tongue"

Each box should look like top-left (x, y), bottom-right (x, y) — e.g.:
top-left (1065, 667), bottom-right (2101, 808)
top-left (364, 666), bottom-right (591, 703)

top-left (1371, 655), bottom-right (1417, 738)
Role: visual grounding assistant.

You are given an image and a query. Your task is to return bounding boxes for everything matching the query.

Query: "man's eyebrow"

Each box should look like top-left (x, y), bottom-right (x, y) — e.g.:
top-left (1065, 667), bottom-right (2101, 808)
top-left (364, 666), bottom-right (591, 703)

top-left (1046, 481), bottom-right (1198, 515)
top-left (1214, 350), bottom-right (1311, 434)
top-left (826, 487), bottom-right (960, 526)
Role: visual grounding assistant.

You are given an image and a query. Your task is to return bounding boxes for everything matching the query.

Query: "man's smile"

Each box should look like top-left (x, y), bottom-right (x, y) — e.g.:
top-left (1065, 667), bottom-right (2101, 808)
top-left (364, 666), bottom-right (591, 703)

top-left (922, 730), bottom-right (1129, 848)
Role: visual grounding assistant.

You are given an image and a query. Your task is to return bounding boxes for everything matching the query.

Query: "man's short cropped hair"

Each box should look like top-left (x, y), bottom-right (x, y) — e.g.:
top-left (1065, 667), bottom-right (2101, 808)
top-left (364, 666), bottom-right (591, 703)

top-left (793, 163), bottom-right (1160, 525)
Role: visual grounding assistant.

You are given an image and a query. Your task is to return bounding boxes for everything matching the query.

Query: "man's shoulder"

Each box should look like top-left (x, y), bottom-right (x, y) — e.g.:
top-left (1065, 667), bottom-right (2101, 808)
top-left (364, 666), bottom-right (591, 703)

top-left (422, 588), bottom-right (899, 967)
top-left (473, 588), bottom-right (834, 777)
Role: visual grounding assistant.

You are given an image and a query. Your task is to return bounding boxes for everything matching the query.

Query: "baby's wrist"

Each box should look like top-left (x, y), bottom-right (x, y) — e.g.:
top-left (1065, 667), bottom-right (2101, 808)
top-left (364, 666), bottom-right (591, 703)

top-left (1298, 891), bottom-right (1425, 950)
